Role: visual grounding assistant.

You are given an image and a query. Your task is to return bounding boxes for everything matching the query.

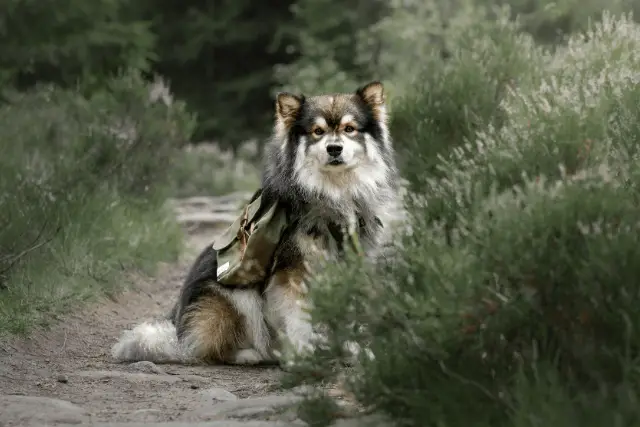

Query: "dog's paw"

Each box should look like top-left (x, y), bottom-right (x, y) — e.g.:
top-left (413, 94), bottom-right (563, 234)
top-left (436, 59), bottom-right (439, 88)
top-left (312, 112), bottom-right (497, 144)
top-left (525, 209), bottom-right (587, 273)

top-left (229, 348), bottom-right (264, 365)
top-left (271, 336), bottom-right (314, 371)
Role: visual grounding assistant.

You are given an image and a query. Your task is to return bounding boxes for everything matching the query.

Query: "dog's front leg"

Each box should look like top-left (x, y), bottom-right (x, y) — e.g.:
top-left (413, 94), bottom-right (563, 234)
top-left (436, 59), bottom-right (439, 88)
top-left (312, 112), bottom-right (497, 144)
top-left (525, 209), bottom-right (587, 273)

top-left (263, 268), bottom-right (317, 361)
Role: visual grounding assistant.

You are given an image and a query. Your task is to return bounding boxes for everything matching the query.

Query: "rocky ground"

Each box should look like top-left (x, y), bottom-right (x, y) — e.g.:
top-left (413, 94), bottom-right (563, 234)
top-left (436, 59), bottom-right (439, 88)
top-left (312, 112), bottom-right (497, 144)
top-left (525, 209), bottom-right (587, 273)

top-left (0, 192), bottom-right (382, 427)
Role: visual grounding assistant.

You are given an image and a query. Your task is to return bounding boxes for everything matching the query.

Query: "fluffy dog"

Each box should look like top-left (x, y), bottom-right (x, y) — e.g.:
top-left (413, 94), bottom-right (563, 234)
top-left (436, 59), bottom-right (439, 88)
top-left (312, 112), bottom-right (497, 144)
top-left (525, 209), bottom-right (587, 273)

top-left (111, 81), bottom-right (400, 366)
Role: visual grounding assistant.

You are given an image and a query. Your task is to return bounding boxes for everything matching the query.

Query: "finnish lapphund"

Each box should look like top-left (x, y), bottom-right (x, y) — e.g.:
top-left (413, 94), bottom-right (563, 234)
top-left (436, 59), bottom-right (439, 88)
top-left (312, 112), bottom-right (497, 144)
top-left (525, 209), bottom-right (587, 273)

top-left (111, 81), bottom-right (400, 366)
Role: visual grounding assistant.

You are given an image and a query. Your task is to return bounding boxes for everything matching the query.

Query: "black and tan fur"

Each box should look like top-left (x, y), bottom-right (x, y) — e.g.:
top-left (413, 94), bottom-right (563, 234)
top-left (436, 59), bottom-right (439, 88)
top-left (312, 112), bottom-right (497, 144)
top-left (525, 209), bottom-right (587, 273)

top-left (111, 81), bottom-right (400, 365)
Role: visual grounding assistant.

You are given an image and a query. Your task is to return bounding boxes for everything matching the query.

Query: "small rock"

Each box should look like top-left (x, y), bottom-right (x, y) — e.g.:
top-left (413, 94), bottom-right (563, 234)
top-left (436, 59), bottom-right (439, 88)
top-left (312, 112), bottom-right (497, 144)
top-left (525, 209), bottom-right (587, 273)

top-left (190, 384), bottom-right (200, 389)
top-left (57, 374), bottom-right (69, 383)
top-left (231, 406), bottom-right (276, 418)
top-left (193, 393), bottom-right (303, 420)
top-left (199, 387), bottom-right (238, 402)
top-left (0, 394), bottom-right (90, 426)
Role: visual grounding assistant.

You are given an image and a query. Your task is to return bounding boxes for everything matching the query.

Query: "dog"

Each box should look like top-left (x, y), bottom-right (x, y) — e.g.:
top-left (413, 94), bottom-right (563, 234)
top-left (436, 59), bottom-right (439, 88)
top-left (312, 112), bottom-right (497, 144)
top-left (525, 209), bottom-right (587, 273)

top-left (111, 81), bottom-right (400, 366)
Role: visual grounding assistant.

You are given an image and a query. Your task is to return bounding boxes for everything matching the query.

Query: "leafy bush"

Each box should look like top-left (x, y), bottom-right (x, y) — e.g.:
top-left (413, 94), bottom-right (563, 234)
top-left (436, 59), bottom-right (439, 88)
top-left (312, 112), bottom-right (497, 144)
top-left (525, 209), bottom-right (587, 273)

top-left (283, 11), bottom-right (640, 427)
top-left (389, 5), bottom-right (546, 192)
top-left (492, 0), bottom-right (640, 44)
top-left (0, 71), bottom-right (195, 334)
top-left (275, 0), bottom-right (640, 97)
top-left (170, 143), bottom-right (261, 197)
top-left (420, 9), bottom-right (640, 231)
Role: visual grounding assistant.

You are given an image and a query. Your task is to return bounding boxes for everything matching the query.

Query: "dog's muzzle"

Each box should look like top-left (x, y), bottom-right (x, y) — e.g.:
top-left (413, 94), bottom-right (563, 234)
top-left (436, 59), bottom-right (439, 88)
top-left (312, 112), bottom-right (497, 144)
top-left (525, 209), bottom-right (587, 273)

top-left (326, 144), bottom-right (345, 166)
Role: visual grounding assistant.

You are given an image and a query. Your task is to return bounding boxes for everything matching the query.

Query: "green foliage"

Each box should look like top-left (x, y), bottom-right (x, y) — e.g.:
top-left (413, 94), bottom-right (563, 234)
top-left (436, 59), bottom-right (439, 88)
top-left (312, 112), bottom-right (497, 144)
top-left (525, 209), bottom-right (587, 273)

top-left (170, 144), bottom-right (261, 197)
top-left (420, 9), bottom-right (640, 232)
top-left (0, 71), bottom-right (195, 335)
top-left (389, 5), bottom-right (547, 192)
top-left (273, 0), bottom-right (389, 94)
top-left (136, 0), bottom-right (297, 147)
top-left (493, 0), bottom-right (640, 44)
top-left (0, 0), bottom-right (156, 91)
top-left (282, 11), bottom-right (640, 427)
top-left (4, 0), bottom-right (640, 151)
top-left (0, 0), bottom-right (299, 149)
top-left (277, 0), bottom-right (640, 98)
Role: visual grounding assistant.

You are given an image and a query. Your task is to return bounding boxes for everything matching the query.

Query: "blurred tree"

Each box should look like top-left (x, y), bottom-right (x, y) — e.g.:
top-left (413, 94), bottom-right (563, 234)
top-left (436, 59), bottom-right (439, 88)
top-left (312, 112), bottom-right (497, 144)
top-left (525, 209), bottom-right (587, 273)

top-left (0, 0), bottom-right (156, 91)
top-left (273, 0), bottom-right (390, 94)
top-left (136, 0), bottom-right (297, 151)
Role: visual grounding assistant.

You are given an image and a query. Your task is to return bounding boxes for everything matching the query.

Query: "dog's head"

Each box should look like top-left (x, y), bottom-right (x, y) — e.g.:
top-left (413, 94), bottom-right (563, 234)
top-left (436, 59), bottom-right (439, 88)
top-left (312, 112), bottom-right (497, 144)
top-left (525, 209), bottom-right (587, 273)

top-left (272, 82), bottom-right (393, 201)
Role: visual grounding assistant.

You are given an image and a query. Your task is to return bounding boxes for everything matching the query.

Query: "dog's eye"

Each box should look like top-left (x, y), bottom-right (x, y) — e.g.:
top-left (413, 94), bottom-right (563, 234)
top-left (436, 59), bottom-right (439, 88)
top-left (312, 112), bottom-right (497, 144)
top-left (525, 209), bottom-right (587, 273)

top-left (313, 128), bottom-right (325, 136)
top-left (344, 125), bottom-right (355, 133)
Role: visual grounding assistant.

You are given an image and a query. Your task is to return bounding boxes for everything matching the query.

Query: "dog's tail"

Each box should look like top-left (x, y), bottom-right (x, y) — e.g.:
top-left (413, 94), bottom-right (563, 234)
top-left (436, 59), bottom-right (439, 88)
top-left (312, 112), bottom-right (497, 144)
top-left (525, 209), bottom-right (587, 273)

top-left (111, 320), bottom-right (186, 364)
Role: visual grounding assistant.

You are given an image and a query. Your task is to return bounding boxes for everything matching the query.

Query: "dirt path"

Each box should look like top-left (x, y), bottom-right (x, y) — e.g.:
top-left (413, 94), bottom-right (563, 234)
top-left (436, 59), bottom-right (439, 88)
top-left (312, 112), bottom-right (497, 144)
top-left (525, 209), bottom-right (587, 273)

top-left (0, 193), bottom-right (321, 427)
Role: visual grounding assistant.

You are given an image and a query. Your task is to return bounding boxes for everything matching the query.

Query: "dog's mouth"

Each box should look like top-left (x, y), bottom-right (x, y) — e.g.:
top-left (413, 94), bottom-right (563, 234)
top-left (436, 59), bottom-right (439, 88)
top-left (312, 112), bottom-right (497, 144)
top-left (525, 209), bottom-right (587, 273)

top-left (327, 158), bottom-right (345, 166)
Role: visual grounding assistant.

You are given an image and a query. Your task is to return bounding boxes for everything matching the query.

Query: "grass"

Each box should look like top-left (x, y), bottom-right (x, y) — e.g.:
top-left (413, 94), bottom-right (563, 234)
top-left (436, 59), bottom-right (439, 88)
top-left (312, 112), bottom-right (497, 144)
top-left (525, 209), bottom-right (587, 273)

top-left (0, 193), bottom-right (183, 335)
top-left (0, 72), bottom-right (194, 336)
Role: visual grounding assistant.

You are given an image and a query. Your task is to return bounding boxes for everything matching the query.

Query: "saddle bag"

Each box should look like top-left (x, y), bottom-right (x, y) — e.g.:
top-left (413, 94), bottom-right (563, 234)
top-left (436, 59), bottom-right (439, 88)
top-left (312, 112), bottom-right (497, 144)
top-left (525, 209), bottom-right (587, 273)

top-left (211, 189), bottom-right (288, 286)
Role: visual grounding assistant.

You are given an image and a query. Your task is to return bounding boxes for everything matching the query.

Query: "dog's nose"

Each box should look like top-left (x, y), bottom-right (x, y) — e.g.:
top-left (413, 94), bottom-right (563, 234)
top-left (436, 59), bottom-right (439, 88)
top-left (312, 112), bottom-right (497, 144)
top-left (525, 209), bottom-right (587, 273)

top-left (326, 145), bottom-right (343, 157)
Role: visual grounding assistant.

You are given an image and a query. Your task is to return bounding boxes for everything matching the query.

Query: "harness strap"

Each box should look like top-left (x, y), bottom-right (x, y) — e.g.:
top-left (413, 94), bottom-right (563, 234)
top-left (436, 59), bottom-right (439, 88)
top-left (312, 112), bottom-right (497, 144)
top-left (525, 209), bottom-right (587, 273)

top-left (326, 215), bottom-right (382, 256)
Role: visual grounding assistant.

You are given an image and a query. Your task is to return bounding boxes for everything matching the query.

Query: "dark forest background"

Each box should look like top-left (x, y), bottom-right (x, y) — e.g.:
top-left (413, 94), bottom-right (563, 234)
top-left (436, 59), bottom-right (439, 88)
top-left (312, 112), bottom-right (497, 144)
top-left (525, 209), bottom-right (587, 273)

top-left (6, 0), bottom-right (637, 151)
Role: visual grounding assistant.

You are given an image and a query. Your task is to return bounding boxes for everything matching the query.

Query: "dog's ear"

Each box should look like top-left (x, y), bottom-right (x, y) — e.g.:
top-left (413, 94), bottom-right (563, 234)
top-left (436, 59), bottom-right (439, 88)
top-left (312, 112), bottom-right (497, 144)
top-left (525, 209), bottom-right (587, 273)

top-left (356, 81), bottom-right (385, 107)
top-left (275, 92), bottom-right (304, 129)
top-left (356, 81), bottom-right (385, 122)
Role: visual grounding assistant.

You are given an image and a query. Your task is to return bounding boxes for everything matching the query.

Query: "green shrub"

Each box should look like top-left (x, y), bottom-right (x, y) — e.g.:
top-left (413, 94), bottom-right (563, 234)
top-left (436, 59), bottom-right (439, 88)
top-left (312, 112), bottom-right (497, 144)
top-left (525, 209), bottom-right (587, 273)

top-left (420, 10), bottom-right (640, 232)
top-left (389, 5), bottom-right (546, 193)
top-left (170, 143), bottom-right (261, 197)
top-left (282, 11), bottom-right (640, 427)
top-left (0, 71), bottom-right (195, 335)
top-left (492, 0), bottom-right (640, 44)
top-left (275, 0), bottom-right (640, 106)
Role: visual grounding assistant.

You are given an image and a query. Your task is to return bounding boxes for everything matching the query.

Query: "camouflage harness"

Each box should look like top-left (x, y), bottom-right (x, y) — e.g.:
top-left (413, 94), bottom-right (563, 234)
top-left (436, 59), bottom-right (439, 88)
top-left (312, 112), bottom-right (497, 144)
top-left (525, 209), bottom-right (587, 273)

top-left (211, 188), bottom-right (368, 287)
